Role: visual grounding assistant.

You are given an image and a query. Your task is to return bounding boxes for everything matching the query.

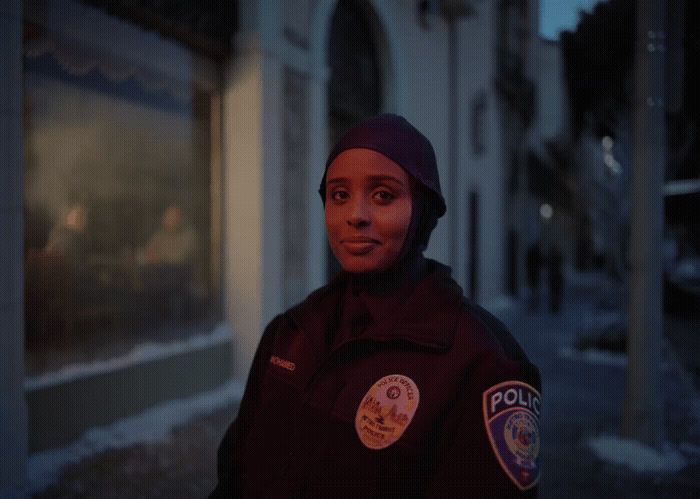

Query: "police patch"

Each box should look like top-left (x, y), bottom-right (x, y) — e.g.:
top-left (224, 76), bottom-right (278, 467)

top-left (482, 381), bottom-right (541, 490)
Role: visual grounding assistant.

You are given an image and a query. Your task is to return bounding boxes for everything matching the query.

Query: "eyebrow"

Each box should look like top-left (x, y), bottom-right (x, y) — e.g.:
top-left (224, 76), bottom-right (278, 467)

top-left (326, 175), bottom-right (405, 186)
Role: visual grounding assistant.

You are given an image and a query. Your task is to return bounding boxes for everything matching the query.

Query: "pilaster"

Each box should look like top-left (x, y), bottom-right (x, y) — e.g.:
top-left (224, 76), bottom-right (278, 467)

top-left (0, 0), bottom-right (29, 494)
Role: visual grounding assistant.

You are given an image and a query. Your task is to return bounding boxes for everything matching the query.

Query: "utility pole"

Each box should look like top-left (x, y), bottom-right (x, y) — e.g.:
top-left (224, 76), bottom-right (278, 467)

top-left (622, 0), bottom-right (666, 448)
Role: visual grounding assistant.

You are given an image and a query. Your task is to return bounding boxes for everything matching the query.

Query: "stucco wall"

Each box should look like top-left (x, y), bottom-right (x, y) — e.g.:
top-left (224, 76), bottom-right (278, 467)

top-left (224, 0), bottom-right (525, 374)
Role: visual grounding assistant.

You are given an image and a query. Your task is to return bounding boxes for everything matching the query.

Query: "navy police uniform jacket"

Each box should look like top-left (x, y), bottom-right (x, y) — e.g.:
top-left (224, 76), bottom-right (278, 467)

top-left (212, 260), bottom-right (541, 498)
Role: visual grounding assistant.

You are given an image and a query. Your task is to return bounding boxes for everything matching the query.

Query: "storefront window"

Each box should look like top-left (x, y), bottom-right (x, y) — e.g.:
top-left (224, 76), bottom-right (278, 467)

top-left (23, 0), bottom-right (222, 375)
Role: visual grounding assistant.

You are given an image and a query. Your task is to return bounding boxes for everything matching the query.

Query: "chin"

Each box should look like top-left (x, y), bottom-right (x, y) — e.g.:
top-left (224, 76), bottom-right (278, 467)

top-left (338, 256), bottom-right (390, 274)
top-left (342, 263), bottom-right (376, 274)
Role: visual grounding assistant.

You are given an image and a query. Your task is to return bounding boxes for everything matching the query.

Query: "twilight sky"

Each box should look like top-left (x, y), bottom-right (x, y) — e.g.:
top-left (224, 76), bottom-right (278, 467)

top-left (540, 0), bottom-right (603, 40)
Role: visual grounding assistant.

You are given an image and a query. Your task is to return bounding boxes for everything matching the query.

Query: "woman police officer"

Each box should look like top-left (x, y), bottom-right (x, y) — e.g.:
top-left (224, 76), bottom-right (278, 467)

top-left (211, 114), bottom-right (541, 497)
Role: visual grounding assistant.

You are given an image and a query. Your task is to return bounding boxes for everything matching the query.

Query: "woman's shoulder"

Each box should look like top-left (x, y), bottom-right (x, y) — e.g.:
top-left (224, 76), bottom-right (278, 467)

top-left (452, 299), bottom-right (541, 398)
top-left (271, 272), bottom-right (349, 336)
top-left (458, 299), bottom-right (529, 363)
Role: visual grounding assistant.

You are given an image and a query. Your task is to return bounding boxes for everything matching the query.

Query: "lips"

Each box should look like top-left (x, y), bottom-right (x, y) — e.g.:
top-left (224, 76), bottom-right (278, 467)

top-left (343, 237), bottom-right (380, 243)
top-left (341, 237), bottom-right (380, 254)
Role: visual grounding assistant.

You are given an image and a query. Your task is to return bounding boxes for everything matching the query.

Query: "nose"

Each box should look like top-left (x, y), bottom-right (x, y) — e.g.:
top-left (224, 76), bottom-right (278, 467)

top-left (347, 198), bottom-right (370, 228)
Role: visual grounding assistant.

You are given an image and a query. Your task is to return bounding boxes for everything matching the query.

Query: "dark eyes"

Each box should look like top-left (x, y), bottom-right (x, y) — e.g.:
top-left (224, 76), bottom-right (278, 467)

top-left (329, 189), bottom-right (395, 203)
top-left (373, 190), bottom-right (395, 202)
top-left (330, 190), bottom-right (350, 201)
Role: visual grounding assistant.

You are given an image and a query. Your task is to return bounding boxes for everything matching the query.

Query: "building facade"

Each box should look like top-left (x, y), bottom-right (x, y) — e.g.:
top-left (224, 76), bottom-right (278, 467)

top-left (0, 0), bottom-right (538, 491)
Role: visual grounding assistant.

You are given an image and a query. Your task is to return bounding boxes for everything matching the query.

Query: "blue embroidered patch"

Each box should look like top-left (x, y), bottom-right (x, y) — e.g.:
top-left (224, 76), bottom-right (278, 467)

top-left (482, 381), bottom-right (541, 491)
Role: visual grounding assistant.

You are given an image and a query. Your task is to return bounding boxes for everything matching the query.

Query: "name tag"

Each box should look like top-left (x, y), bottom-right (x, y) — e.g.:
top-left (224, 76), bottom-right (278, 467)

top-left (269, 355), bottom-right (296, 371)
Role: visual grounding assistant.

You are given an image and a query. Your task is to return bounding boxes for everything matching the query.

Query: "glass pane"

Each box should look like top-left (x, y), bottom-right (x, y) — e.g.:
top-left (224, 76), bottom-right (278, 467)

top-left (23, 2), bottom-right (222, 376)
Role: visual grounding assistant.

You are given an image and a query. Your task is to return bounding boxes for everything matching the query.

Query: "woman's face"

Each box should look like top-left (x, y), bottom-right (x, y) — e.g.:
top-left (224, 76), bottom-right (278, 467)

top-left (325, 148), bottom-right (413, 273)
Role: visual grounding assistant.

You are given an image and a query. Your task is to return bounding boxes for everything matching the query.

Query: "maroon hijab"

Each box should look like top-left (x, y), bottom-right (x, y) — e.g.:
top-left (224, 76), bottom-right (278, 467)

top-left (320, 114), bottom-right (445, 290)
top-left (321, 114), bottom-right (447, 344)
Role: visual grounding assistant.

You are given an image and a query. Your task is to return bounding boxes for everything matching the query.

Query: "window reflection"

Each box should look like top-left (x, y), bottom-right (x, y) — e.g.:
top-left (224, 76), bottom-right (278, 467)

top-left (23, 2), bottom-right (222, 376)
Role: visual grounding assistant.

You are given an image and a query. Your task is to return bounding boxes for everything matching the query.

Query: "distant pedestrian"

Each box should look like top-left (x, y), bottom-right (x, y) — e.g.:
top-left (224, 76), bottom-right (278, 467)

top-left (547, 245), bottom-right (564, 313)
top-left (526, 242), bottom-right (542, 310)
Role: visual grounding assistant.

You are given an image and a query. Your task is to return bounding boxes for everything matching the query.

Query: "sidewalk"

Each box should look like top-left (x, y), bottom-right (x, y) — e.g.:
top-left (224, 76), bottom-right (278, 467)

top-left (29, 273), bottom-right (700, 498)
top-left (498, 274), bottom-right (700, 498)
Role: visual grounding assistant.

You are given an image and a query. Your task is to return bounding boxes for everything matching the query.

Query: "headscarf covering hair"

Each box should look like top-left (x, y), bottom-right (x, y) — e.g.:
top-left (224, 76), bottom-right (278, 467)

top-left (320, 114), bottom-right (446, 294)
top-left (319, 113), bottom-right (446, 218)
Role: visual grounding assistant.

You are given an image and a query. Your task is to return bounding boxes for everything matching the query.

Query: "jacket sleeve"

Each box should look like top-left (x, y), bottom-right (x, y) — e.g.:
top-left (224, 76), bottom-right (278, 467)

top-left (209, 314), bottom-right (284, 498)
top-left (426, 350), bottom-right (542, 498)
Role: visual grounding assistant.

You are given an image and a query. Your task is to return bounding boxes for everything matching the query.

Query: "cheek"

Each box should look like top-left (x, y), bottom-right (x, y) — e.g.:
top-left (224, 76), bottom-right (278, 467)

top-left (377, 202), bottom-right (412, 246)
top-left (324, 206), bottom-right (341, 242)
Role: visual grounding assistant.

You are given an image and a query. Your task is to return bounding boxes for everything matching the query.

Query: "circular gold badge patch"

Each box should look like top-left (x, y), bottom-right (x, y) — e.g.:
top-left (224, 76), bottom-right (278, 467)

top-left (355, 374), bottom-right (420, 450)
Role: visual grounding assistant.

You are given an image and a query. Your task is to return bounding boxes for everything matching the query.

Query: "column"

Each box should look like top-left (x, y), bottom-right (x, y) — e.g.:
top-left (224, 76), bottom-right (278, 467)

top-left (222, 31), bottom-right (283, 378)
top-left (0, 0), bottom-right (29, 493)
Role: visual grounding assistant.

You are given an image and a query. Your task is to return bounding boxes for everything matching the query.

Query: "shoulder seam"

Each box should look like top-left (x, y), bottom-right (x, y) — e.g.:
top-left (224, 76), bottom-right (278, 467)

top-left (459, 298), bottom-right (530, 363)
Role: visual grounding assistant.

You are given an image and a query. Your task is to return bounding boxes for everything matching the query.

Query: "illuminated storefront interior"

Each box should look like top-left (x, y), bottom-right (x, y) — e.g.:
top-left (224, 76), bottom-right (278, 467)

top-left (23, 0), bottom-right (225, 376)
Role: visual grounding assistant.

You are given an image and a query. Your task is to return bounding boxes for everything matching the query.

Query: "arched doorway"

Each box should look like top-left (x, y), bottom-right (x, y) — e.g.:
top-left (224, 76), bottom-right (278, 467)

top-left (326, 0), bottom-right (386, 278)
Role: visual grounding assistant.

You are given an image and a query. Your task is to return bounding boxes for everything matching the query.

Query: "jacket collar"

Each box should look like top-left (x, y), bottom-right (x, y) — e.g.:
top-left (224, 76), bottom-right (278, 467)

top-left (287, 259), bottom-right (463, 352)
